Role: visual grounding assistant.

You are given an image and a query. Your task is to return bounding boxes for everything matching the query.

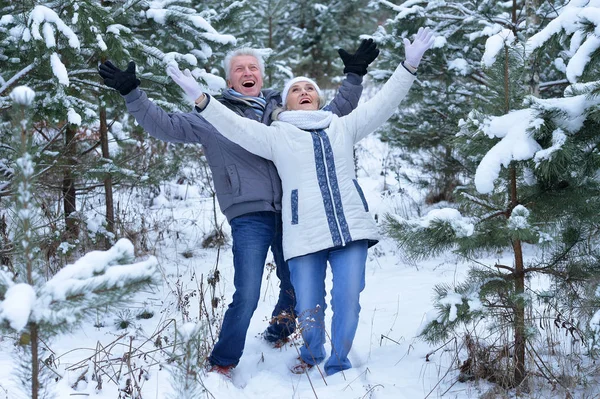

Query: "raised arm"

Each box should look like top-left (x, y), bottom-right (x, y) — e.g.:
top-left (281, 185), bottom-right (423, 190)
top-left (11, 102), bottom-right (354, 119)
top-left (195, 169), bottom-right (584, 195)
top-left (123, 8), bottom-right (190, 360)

top-left (325, 39), bottom-right (380, 116)
top-left (99, 61), bottom-right (215, 144)
top-left (167, 65), bottom-right (278, 160)
top-left (340, 28), bottom-right (434, 143)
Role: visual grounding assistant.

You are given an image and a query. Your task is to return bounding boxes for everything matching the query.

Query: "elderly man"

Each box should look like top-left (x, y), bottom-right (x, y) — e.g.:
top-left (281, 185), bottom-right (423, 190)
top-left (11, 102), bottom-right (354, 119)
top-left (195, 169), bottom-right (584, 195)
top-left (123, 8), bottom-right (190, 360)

top-left (98, 40), bottom-right (378, 377)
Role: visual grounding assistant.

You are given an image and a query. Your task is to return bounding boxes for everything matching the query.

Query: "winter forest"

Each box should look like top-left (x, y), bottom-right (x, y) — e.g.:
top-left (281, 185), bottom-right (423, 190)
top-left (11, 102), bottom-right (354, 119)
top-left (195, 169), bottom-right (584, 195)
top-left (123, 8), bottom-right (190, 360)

top-left (1, 0), bottom-right (600, 398)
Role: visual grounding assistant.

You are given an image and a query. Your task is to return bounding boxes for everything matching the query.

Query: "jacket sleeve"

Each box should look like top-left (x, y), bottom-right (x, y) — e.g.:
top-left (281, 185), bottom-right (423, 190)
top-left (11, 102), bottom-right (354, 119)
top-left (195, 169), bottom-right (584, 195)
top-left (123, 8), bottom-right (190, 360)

top-left (197, 97), bottom-right (278, 160)
top-left (324, 73), bottom-right (363, 117)
top-left (123, 88), bottom-right (216, 144)
top-left (338, 64), bottom-right (416, 144)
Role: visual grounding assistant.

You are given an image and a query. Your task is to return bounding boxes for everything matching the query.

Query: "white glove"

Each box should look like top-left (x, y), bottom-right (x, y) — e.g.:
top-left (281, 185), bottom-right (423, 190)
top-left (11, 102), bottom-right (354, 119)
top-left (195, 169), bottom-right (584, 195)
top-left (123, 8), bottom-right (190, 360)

top-left (403, 27), bottom-right (435, 69)
top-left (166, 64), bottom-right (203, 101)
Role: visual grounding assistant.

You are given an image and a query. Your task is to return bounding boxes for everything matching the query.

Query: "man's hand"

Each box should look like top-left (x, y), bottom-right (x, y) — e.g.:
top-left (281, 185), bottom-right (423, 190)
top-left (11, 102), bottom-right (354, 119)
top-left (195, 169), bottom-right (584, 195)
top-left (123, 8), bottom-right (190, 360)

top-left (166, 64), bottom-right (203, 102)
top-left (98, 61), bottom-right (140, 95)
top-left (338, 38), bottom-right (380, 76)
top-left (403, 27), bottom-right (435, 69)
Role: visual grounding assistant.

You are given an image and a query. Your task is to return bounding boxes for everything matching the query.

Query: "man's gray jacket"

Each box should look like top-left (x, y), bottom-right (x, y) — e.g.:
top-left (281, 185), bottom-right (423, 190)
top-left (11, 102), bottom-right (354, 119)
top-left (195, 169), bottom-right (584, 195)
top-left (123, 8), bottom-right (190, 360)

top-left (124, 74), bottom-right (363, 222)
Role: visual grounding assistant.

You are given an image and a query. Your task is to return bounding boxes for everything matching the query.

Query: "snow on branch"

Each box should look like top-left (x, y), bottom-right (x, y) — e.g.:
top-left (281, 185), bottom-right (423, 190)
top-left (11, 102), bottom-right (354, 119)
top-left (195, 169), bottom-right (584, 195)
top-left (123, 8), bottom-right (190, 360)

top-left (0, 64), bottom-right (35, 96)
top-left (474, 109), bottom-right (543, 194)
top-left (526, 1), bottom-right (600, 82)
top-left (0, 239), bottom-right (159, 332)
top-left (481, 29), bottom-right (515, 67)
top-left (28, 5), bottom-right (80, 49)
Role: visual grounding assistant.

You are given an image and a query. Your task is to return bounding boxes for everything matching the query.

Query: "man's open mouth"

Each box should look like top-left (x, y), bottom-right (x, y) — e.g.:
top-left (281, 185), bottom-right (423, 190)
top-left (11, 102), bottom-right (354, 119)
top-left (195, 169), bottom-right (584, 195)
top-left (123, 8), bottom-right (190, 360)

top-left (242, 81), bottom-right (255, 87)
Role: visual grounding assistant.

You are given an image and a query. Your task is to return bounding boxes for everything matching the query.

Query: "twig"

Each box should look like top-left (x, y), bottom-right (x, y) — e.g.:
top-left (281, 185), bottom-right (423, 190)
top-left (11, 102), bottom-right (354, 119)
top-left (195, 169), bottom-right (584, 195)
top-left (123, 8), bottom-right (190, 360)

top-left (380, 334), bottom-right (403, 346)
top-left (424, 337), bottom-right (457, 362)
top-left (125, 336), bottom-right (143, 398)
top-left (527, 342), bottom-right (573, 397)
top-left (292, 327), bottom-right (324, 399)
top-left (361, 384), bottom-right (384, 399)
top-left (343, 367), bottom-right (370, 391)
top-left (423, 339), bottom-right (461, 399)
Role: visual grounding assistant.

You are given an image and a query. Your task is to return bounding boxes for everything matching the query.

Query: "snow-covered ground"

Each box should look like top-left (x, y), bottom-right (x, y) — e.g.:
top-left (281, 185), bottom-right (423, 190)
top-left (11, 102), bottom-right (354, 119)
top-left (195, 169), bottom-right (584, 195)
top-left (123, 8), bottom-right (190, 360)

top-left (0, 135), bottom-right (589, 399)
top-left (43, 239), bottom-right (481, 399)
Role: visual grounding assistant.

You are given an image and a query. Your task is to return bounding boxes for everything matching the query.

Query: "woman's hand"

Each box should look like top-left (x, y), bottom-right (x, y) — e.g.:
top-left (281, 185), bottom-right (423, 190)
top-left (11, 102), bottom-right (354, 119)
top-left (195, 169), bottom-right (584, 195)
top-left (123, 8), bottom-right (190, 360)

top-left (166, 64), bottom-right (204, 102)
top-left (403, 27), bottom-right (435, 69)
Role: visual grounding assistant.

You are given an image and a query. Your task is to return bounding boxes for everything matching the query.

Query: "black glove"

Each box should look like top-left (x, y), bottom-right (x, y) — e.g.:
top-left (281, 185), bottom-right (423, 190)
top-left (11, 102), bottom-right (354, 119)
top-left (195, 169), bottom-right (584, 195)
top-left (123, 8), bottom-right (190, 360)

top-left (338, 38), bottom-right (380, 76)
top-left (98, 60), bottom-right (140, 95)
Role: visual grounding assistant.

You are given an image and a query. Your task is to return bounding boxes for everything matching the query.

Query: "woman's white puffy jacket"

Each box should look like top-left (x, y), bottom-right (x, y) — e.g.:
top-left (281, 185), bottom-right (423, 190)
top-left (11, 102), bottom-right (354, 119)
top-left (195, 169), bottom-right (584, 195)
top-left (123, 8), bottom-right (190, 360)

top-left (199, 64), bottom-right (416, 261)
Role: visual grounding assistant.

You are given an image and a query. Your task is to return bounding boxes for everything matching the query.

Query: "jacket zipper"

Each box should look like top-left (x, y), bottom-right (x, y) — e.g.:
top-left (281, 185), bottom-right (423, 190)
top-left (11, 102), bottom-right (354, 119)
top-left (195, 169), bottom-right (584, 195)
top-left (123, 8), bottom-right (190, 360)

top-left (318, 135), bottom-right (346, 246)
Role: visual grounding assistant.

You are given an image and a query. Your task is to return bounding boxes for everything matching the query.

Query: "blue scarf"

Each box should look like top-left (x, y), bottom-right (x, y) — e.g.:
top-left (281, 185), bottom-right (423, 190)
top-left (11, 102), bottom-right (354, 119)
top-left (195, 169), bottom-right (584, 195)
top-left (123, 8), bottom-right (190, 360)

top-left (222, 88), bottom-right (267, 120)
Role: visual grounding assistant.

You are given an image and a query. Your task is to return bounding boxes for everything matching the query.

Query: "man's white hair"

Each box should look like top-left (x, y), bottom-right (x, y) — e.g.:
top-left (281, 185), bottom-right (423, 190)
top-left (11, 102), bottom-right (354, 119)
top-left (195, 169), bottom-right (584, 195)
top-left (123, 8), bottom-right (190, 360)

top-left (223, 48), bottom-right (266, 80)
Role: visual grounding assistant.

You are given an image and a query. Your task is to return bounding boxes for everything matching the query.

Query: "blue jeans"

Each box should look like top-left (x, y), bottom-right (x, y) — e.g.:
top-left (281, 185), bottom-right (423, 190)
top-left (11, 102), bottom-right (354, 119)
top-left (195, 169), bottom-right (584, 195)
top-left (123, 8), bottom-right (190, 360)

top-left (209, 211), bottom-right (296, 366)
top-left (288, 240), bottom-right (368, 375)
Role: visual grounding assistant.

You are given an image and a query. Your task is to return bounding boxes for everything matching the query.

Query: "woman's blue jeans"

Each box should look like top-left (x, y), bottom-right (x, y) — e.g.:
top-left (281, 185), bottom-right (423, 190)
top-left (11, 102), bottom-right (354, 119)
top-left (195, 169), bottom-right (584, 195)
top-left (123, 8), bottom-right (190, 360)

top-left (288, 240), bottom-right (368, 375)
top-left (209, 211), bottom-right (296, 367)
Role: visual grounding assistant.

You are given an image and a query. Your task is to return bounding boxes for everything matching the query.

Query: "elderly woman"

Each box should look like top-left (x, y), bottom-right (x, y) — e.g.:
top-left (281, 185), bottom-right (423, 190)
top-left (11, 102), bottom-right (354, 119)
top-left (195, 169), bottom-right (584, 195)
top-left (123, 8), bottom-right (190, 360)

top-left (169, 28), bottom-right (434, 376)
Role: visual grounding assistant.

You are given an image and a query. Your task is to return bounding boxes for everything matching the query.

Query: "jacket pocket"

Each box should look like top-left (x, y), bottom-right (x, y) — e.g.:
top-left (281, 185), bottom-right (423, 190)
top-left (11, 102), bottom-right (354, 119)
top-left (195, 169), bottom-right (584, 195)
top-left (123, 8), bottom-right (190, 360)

top-left (291, 189), bottom-right (299, 225)
top-left (353, 179), bottom-right (369, 212)
top-left (227, 165), bottom-right (241, 196)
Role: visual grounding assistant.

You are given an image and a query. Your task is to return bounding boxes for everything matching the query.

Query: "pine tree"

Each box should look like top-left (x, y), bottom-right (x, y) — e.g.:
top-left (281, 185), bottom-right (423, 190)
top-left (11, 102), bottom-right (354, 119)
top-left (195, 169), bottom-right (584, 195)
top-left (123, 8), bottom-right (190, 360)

top-left (167, 322), bottom-right (212, 399)
top-left (283, 0), bottom-right (379, 88)
top-left (370, 0), bottom-right (566, 203)
top-left (383, 0), bottom-right (600, 389)
top-left (0, 85), bottom-right (159, 399)
top-left (214, 0), bottom-right (379, 89)
top-left (1, 0), bottom-right (238, 257)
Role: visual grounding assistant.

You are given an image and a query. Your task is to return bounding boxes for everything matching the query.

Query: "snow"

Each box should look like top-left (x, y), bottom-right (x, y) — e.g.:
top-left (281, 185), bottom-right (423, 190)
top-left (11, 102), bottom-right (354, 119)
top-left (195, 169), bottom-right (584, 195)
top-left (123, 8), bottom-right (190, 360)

top-left (145, 8), bottom-right (169, 24)
top-left (67, 108), bottom-right (81, 125)
top-left (96, 33), bottom-right (107, 51)
top-left (529, 94), bottom-right (594, 133)
top-left (0, 130), bottom-right (595, 399)
top-left (526, 0), bottom-right (600, 82)
top-left (28, 5), bottom-right (80, 49)
top-left (432, 35), bottom-right (446, 48)
top-left (566, 35), bottom-right (600, 82)
top-left (0, 283), bottom-right (36, 331)
top-left (106, 24), bottom-right (132, 36)
top-left (448, 58), bottom-right (469, 75)
top-left (481, 29), bottom-right (515, 68)
top-left (1, 1), bottom-right (599, 396)
top-left (39, 239), bottom-right (154, 302)
top-left (527, 7), bottom-right (581, 52)
top-left (468, 23), bottom-right (503, 42)
top-left (42, 21), bottom-right (56, 48)
top-left (85, 212), bottom-right (106, 234)
top-left (395, 207), bottom-right (475, 238)
top-left (9, 86), bottom-right (35, 105)
top-left (0, 129), bottom-right (492, 399)
top-left (534, 128), bottom-right (567, 164)
top-left (201, 32), bottom-right (237, 45)
top-left (474, 109), bottom-right (543, 194)
top-left (439, 291), bottom-right (463, 322)
top-left (508, 205), bottom-right (530, 230)
top-left (50, 52), bottom-right (70, 86)
top-left (0, 15), bottom-right (13, 26)
top-left (194, 68), bottom-right (227, 92)
top-left (554, 57), bottom-right (567, 73)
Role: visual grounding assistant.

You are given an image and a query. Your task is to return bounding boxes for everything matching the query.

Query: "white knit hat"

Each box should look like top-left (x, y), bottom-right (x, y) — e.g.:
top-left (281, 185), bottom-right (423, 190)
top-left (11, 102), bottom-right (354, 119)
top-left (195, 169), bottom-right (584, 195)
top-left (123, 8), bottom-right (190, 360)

top-left (281, 77), bottom-right (322, 108)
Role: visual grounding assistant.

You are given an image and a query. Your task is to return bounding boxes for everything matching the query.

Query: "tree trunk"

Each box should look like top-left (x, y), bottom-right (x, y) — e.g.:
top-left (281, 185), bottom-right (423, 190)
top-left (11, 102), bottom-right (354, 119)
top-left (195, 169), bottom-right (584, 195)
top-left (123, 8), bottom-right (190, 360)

top-left (31, 323), bottom-right (39, 399)
top-left (268, 15), bottom-right (273, 87)
top-left (99, 106), bottom-right (115, 249)
top-left (510, 165), bottom-right (526, 387)
top-left (525, 0), bottom-right (540, 96)
top-left (63, 125), bottom-right (79, 241)
top-left (504, 23), bottom-right (526, 383)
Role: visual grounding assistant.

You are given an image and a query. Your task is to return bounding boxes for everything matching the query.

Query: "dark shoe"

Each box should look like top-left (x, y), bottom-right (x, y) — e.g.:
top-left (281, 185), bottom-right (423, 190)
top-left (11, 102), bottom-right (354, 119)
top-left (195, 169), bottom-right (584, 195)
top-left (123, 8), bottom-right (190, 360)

top-left (261, 329), bottom-right (291, 348)
top-left (290, 357), bottom-right (314, 374)
top-left (208, 364), bottom-right (235, 379)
